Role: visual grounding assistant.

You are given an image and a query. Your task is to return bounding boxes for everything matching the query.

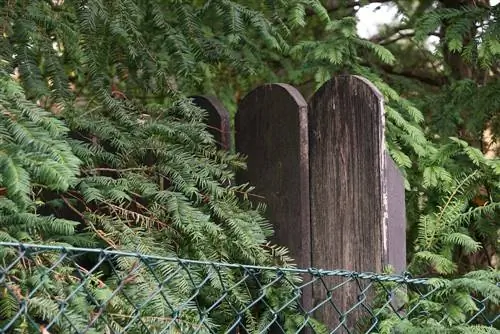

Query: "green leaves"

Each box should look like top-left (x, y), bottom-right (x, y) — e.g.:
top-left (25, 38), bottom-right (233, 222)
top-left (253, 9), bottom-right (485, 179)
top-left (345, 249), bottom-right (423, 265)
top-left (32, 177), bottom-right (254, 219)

top-left (410, 166), bottom-right (498, 277)
top-left (0, 154), bottom-right (31, 209)
top-left (0, 71), bottom-right (80, 213)
top-left (422, 166), bottom-right (453, 189)
top-left (0, 0), bottom-right (499, 332)
top-left (357, 40), bottom-right (396, 65)
top-left (415, 5), bottom-right (499, 70)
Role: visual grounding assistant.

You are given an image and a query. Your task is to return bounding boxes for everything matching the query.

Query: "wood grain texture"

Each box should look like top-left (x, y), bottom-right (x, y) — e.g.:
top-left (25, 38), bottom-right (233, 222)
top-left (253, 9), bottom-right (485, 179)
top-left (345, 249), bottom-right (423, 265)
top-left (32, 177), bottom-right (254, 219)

top-left (233, 76), bottom-right (406, 332)
top-left (308, 75), bottom-right (386, 330)
top-left (192, 95), bottom-right (231, 150)
top-left (235, 84), bottom-right (312, 314)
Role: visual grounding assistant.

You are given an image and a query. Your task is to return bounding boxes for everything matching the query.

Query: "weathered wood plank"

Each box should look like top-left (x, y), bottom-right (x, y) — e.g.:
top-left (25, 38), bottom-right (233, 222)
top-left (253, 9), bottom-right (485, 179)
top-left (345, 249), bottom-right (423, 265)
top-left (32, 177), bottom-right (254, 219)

top-left (235, 83), bottom-right (312, 313)
top-left (192, 95), bottom-right (231, 150)
top-left (308, 75), bottom-right (389, 330)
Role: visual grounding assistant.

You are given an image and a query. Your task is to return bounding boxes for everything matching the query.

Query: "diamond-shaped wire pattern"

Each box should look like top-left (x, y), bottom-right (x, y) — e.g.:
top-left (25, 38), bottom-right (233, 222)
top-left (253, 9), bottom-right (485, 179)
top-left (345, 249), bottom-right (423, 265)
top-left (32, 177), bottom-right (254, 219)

top-left (0, 242), bottom-right (498, 333)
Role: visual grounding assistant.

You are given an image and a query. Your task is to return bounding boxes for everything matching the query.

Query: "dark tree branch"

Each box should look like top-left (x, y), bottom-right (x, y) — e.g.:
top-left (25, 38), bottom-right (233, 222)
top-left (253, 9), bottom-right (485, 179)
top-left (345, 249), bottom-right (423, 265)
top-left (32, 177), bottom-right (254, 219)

top-left (296, 58), bottom-right (446, 88)
top-left (370, 27), bottom-right (441, 44)
top-left (307, 0), bottom-right (394, 16)
top-left (325, 0), bottom-right (393, 12)
top-left (378, 30), bottom-right (415, 45)
top-left (376, 63), bottom-right (447, 86)
top-left (368, 23), bottom-right (412, 43)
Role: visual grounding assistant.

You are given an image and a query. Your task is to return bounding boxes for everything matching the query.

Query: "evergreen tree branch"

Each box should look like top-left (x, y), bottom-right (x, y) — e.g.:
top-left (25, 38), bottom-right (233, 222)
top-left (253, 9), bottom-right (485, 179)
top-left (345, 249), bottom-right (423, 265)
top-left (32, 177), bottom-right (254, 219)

top-left (369, 62), bottom-right (446, 86)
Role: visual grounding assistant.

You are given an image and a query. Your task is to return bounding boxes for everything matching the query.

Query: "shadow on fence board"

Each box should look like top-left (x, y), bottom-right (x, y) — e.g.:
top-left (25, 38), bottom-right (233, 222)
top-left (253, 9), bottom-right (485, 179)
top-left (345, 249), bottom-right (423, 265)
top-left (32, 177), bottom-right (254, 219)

top-left (195, 75), bottom-right (406, 332)
top-left (236, 83), bottom-right (312, 272)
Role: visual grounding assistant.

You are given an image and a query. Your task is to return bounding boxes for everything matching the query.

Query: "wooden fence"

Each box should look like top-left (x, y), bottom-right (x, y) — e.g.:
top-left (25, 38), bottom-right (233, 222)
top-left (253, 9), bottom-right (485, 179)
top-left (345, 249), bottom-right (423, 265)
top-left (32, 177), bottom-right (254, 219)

top-left (193, 75), bottom-right (406, 331)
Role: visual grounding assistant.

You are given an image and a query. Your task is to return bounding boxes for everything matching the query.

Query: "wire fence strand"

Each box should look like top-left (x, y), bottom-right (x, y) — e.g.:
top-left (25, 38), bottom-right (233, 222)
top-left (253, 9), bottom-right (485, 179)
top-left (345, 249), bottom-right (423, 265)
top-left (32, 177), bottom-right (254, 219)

top-left (0, 242), bottom-right (498, 333)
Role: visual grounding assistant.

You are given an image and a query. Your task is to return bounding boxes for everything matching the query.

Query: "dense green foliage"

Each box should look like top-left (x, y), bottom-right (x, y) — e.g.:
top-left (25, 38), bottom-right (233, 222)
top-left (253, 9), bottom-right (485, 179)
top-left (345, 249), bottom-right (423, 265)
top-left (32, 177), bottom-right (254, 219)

top-left (1, 1), bottom-right (324, 331)
top-left (1, 0), bottom-right (335, 258)
top-left (0, 0), bottom-right (498, 332)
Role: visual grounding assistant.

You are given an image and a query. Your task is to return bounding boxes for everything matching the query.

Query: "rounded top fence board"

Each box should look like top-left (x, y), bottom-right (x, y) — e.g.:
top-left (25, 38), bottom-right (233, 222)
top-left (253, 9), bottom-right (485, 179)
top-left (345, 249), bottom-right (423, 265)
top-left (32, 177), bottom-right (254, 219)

top-left (235, 83), bottom-right (311, 270)
top-left (191, 95), bottom-right (231, 150)
top-left (308, 75), bottom-right (387, 329)
top-left (308, 75), bottom-right (386, 271)
top-left (350, 75), bottom-right (384, 100)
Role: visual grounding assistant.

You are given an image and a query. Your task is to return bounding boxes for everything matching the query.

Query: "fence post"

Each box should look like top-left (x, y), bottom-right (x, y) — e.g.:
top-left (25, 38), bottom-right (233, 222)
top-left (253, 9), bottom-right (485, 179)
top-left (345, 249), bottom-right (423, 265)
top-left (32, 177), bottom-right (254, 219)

top-left (308, 75), bottom-right (405, 329)
top-left (385, 152), bottom-right (407, 274)
top-left (192, 95), bottom-right (231, 150)
top-left (235, 83), bottom-right (312, 311)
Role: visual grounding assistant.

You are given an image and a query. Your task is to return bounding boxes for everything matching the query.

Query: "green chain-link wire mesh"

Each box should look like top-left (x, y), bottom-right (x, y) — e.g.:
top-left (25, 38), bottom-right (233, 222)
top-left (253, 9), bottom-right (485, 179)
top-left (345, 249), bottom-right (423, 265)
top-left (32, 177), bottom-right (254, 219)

top-left (0, 242), bottom-right (498, 333)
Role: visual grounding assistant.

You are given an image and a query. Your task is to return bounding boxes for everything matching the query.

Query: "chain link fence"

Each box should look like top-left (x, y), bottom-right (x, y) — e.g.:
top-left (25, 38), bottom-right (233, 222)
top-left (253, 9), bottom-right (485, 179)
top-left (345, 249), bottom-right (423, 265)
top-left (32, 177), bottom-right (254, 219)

top-left (0, 242), bottom-right (498, 333)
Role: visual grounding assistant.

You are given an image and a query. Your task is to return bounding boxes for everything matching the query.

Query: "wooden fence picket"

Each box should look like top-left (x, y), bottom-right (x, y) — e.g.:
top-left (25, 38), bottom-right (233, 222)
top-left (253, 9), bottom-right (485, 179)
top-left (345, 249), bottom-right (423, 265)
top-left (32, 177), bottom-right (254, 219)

top-left (308, 75), bottom-right (404, 329)
top-left (192, 95), bottom-right (231, 150)
top-left (236, 84), bottom-right (311, 271)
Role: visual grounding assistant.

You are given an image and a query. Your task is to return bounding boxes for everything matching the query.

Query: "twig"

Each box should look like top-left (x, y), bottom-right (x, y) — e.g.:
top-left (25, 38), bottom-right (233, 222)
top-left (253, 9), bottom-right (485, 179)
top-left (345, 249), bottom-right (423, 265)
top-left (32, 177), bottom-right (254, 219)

top-left (307, 0), bottom-right (393, 16)
top-left (61, 195), bottom-right (85, 219)
top-left (83, 167), bottom-right (151, 174)
top-left (60, 195), bottom-right (118, 248)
